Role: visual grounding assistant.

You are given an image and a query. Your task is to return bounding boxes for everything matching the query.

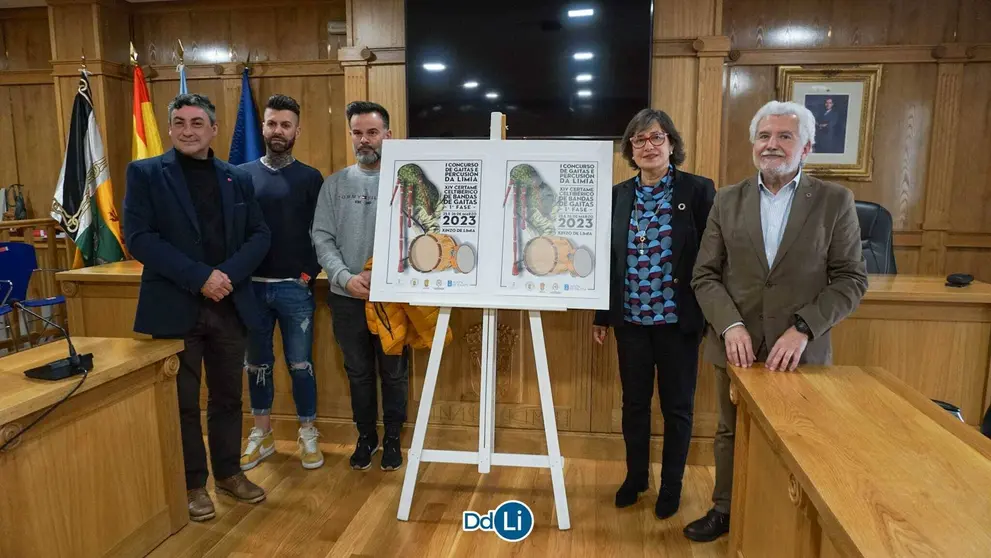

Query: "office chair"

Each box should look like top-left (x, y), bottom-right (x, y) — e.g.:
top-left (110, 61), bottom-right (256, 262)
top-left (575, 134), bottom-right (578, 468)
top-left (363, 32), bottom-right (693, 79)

top-left (855, 201), bottom-right (897, 275)
top-left (0, 241), bottom-right (68, 347)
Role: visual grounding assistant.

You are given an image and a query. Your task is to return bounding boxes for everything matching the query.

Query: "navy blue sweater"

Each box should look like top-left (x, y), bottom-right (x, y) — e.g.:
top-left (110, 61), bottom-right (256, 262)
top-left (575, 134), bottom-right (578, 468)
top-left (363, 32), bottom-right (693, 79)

top-left (239, 159), bottom-right (323, 281)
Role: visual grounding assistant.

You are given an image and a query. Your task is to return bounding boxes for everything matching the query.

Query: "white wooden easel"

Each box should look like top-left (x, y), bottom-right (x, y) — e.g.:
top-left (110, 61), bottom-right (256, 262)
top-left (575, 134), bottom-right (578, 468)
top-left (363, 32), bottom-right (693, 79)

top-left (396, 113), bottom-right (570, 530)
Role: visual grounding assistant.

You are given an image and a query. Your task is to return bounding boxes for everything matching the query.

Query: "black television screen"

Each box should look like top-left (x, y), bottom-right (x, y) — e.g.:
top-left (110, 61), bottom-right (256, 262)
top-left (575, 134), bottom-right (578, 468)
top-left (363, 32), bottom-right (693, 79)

top-left (405, 1), bottom-right (654, 139)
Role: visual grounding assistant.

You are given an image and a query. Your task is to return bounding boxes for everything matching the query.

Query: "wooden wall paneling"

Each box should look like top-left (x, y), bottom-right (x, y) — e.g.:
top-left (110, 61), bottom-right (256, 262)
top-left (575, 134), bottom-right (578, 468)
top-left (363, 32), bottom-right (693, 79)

top-left (835, 63), bottom-right (935, 231)
top-left (131, 10), bottom-right (190, 65)
top-left (922, 60), bottom-right (964, 232)
top-left (48, 4), bottom-right (96, 61)
top-left (945, 248), bottom-right (991, 283)
top-left (721, 65), bottom-right (775, 185)
top-left (348, 0), bottom-right (403, 49)
top-left (651, 57), bottom-right (698, 173)
top-left (654, 0), bottom-right (720, 39)
top-left (367, 64), bottom-right (406, 138)
top-left (96, 3), bottom-right (131, 65)
top-left (519, 309), bottom-right (592, 432)
top-left (8, 84), bottom-right (62, 218)
top-left (188, 10), bottom-right (233, 64)
top-left (949, 63), bottom-right (991, 233)
top-left (0, 86), bottom-right (17, 186)
top-left (695, 55), bottom-right (725, 182)
top-left (894, 247), bottom-right (921, 275)
top-left (612, 143), bottom-right (636, 185)
top-left (956, 0), bottom-right (991, 43)
top-left (229, 8), bottom-right (280, 63)
top-left (410, 307), bottom-right (483, 426)
top-left (330, 74), bottom-right (347, 172)
top-left (0, 9), bottom-right (52, 70)
top-left (723, 0), bottom-right (957, 49)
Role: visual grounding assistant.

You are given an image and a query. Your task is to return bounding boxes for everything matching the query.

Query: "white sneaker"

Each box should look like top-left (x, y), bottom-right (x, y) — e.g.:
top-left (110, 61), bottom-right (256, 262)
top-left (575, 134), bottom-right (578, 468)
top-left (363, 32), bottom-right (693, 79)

top-left (298, 424), bottom-right (324, 470)
top-left (240, 427), bottom-right (275, 471)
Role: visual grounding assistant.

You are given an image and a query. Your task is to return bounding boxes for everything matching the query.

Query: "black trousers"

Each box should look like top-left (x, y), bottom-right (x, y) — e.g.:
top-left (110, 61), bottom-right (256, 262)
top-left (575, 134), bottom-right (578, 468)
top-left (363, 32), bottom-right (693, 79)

top-left (982, 405), bottom-right (991, 438)
top-left (614, 323), bottom-right (700, 486)
top-left (173, 301), bottom-right (246, 490)
top-left (328, 292), bottom-right (409, 437)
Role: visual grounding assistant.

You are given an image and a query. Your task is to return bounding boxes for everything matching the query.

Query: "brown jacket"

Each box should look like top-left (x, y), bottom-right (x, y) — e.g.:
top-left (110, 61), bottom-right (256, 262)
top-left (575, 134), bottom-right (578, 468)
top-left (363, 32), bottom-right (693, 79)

top-left (691, 173), bottom-right (868, 366)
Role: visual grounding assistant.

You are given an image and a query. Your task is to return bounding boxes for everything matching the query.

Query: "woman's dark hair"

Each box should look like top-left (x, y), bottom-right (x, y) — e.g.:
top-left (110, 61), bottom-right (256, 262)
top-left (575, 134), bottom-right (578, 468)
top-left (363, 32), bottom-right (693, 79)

top-left (620, 108), bottom-right (686, 170)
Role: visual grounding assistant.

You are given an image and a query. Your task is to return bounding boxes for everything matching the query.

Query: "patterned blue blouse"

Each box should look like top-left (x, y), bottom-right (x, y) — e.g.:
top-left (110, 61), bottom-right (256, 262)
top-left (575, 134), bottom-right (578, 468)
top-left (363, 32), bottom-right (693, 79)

top-left (623, 167), bottom-right (678, 325)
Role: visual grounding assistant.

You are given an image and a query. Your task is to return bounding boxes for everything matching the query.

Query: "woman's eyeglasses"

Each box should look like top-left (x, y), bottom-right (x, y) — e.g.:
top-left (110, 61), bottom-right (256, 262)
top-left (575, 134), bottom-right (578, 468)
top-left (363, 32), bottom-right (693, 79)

top-left (630, 132), bottom-right (668, 149)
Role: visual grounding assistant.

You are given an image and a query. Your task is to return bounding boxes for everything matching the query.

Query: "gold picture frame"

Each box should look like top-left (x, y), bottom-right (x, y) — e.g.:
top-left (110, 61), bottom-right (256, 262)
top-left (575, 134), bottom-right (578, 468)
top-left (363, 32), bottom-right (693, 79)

top-left (777, 65), bottom-right (882, 181)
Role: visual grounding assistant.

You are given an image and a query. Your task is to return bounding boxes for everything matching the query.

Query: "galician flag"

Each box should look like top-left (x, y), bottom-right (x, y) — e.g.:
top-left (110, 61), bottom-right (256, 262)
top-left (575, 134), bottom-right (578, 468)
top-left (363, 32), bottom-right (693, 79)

top-left (51, 71), bottom-right (126, 268)
top-left (132, 63), bottom-right (163, 160)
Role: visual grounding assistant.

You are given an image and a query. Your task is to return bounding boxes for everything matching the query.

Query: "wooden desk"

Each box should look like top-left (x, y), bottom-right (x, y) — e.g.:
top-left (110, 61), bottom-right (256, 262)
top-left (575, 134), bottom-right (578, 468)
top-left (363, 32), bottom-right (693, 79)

top-left (833, 275), bottom-right (991, 426)
top-left (727, 363), bottom-right (991, 557)
top-left (0, 337), bottom-right (186, 558)
top-left (55, 264), bottom-right (991, 464)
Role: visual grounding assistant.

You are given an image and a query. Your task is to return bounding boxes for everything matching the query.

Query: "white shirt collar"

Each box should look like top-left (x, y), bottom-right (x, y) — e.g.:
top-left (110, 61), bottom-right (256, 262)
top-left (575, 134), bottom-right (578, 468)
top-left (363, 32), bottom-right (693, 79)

top-left (757, 168), bottom-right (803, 195)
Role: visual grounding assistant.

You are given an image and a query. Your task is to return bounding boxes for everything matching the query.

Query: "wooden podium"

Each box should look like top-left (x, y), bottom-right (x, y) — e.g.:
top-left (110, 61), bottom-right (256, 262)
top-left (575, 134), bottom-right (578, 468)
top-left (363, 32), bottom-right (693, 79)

top-left (0, 337), bottom-right (186, 558)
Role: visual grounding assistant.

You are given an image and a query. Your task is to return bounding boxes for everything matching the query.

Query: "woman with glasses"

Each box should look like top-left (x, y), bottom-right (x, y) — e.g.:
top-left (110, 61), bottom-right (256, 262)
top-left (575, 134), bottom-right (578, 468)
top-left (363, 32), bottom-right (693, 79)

top-left (592, 108), bottom-right (716, 519)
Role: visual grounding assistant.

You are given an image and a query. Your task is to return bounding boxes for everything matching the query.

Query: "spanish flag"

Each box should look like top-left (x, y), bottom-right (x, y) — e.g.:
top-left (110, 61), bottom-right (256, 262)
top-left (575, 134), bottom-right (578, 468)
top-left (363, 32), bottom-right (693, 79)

top-left (51, 71), bottom-right (126, 268)
top-left (132, 64), bottom-right (163, 160)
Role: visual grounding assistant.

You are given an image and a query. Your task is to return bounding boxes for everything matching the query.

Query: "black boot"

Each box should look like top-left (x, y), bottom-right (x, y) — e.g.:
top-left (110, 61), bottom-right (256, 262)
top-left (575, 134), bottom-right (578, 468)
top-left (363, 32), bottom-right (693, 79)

top-left (654, 482), bottom-right (682, 519)
top-left (684, 508), bottom-right (730, 542)
top-left (614, 473), bottom-right (649, 508)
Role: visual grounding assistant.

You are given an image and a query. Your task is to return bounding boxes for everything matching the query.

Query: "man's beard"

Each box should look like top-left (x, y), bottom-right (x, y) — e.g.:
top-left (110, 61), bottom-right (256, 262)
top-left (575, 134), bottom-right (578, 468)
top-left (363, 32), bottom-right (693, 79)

top-left (755, 149), bottom-right (802, 178)
top-left (265, 135), bottom-right (295, 154)
top-left (355, 145), bottom-right (381, 165)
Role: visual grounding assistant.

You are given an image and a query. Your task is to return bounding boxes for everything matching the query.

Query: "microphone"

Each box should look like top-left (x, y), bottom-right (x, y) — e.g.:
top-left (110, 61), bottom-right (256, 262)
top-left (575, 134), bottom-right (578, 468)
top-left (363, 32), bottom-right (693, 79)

top-left (12, 301), bottom-right (93, 380)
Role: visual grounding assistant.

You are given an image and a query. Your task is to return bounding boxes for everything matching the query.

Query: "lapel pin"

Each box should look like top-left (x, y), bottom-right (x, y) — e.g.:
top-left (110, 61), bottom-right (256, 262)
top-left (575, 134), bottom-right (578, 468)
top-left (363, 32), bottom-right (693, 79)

top-left (227, 177), bottom-right (233, 182)
top-left (806, 192), bottom-right (812, 198)
top-left (677, 203), bottom-right (686, 210)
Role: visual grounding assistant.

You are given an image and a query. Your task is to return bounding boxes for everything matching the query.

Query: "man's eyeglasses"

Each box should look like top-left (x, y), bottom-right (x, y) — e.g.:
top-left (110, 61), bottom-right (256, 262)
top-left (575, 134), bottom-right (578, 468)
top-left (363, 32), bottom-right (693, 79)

top-left (630, 132), bottom-right (668, 149)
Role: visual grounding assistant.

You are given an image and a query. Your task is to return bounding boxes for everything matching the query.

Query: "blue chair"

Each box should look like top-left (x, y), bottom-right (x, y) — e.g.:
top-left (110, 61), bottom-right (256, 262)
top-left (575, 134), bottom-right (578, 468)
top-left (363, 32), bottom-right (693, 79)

top-left (0, 303), bottom-right (18, 354)
top-left (0, 241), bottom-right (67, 347)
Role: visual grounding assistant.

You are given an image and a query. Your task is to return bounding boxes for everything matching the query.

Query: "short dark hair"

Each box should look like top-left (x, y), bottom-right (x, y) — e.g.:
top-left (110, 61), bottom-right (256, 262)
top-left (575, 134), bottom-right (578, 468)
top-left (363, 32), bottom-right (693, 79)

top-left (265, 94), bottom-right (300, 118)
top-left (620, 109), bottom-right (686, 169)
top-left (346, 100), bottom-right (390, 130)
top-left (168, 93), bottom-right (217, 125)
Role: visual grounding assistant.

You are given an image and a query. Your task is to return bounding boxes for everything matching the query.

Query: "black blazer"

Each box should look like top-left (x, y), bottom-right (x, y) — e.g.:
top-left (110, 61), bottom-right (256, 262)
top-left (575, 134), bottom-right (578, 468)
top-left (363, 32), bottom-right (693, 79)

top-left (594, 168), bottom-right (715, 334)
top-left (123, 148), bottom-right (271, 337)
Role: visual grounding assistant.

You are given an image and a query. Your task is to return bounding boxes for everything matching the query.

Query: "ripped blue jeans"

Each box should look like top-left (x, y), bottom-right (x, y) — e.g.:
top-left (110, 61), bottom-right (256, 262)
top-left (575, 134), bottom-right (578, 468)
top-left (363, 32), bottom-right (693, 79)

top-left (245, 280), bottom-right (317, 422)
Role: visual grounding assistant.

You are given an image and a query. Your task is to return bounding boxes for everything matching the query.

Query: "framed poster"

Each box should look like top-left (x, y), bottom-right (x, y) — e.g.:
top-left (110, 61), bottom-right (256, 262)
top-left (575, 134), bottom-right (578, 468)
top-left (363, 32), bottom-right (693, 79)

top-left (777, 65), bottom-right (882, 181)
top-left (370, 139), bottom-right (612, 310)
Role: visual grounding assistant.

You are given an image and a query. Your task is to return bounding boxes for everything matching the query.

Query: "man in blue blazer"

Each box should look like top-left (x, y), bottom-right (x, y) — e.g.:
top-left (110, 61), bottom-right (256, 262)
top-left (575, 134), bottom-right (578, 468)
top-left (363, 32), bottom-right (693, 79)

top-left (124, 93), bottom-right (271, 522)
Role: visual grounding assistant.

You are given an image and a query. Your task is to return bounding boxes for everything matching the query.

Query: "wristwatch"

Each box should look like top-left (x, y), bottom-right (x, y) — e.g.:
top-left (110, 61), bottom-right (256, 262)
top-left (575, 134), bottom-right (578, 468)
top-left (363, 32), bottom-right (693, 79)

top-left (793, 315), bottom-right (813, 340)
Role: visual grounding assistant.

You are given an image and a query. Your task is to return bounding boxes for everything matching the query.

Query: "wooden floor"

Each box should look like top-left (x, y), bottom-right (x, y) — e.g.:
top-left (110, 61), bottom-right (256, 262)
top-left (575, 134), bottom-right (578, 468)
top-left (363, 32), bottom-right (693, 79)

top-left (149, 441), bottom-right (729, 557)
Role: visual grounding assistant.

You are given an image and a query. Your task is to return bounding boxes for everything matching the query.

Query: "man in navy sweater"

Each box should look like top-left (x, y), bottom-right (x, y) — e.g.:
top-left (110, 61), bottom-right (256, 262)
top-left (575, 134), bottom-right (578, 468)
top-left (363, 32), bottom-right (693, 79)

top-left (237, 95), bottom-right (325, 472)
top-left (124, 93), bottom-right (270, 522)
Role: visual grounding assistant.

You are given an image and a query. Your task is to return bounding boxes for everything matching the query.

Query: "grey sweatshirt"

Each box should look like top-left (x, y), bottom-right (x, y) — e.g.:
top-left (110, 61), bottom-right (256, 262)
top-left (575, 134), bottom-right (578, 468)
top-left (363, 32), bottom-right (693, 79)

top-left (311, 164), bottom-right (381, 297)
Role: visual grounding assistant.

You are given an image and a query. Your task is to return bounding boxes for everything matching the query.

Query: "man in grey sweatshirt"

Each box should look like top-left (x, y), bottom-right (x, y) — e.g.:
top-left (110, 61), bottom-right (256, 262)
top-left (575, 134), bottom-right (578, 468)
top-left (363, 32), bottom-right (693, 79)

top-left (311, 100), bottom-right (408, 472)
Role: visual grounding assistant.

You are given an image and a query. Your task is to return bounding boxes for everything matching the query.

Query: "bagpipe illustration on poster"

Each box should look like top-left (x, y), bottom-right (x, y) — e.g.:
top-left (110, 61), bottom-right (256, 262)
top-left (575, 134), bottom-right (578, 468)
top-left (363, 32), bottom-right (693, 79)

top-left (370, 139), bottom-right (611, 310)
top-left (383, 158), bottom-right (482, 293)
top-left (499, 160), bottom-right (599, 298)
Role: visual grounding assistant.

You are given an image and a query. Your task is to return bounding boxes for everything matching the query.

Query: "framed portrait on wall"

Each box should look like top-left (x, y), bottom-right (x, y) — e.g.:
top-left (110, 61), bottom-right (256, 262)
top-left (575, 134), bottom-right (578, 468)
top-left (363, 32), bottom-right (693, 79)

top-left (777, 65), bottom-right (882, 181)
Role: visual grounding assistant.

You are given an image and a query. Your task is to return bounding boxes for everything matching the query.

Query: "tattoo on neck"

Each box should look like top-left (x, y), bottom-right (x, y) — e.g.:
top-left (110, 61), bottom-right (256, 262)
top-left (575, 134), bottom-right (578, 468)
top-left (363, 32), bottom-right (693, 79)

top-left (262, 152), bottom-right (295, 170)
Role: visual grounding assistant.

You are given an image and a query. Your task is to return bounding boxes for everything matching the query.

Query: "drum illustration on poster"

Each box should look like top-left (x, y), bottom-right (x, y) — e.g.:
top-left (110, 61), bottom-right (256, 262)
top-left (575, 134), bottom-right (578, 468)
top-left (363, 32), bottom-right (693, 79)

top-left (384, 160), bottom-right (482, 293)
top-left (500, 161), bottom-right (598, 296)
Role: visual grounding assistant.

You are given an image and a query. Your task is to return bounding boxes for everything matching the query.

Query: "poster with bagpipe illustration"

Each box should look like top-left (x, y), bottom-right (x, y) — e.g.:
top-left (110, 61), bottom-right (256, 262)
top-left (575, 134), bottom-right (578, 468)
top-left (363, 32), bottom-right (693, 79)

top-left (371, 139), bottom-right (611, 310)
top-left (380, 155), bottom-right (483, 295)
top-left (499, 158), bottom-right (602, 300)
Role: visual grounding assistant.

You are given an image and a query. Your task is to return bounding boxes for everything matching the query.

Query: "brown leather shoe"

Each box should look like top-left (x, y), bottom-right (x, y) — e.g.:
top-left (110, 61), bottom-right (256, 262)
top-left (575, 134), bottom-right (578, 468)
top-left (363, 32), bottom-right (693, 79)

top-left (215, 472), bottom-right (266, 504)
top-left (187, 488), bottom-right (216, 522)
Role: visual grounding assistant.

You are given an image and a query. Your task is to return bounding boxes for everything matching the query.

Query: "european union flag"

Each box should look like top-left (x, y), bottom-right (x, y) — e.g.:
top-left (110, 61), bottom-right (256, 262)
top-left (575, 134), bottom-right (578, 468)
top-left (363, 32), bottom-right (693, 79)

top-left (228, 68), bottom-right (263, 165)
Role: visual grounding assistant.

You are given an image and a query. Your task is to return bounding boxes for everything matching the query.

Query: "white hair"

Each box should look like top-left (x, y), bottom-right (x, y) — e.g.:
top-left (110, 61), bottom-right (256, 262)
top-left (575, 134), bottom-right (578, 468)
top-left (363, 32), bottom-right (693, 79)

top-left (749, 100), bottom-right (816, 147)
